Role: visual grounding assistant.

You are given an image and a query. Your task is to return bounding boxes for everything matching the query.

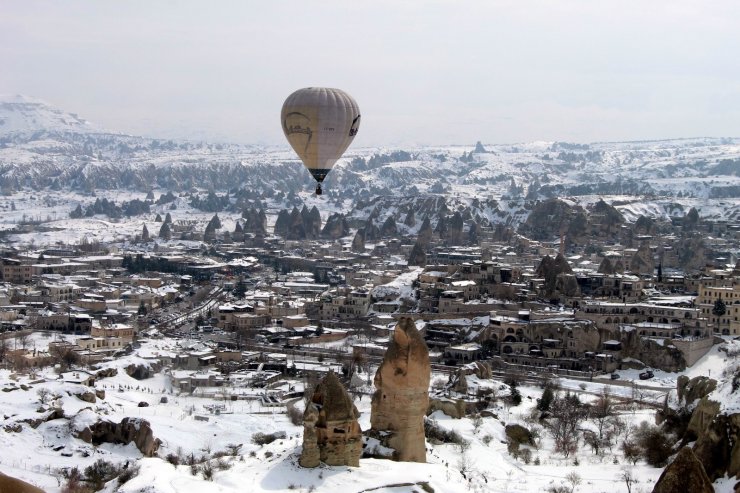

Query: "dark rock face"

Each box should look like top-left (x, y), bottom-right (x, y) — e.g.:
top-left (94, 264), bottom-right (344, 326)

top-left (274, 209), bottom-right (290, 236)
top-left (300, 372), bottom-right (362, 468)
top-left (380, 216), bottom-right (398, 237)
top-left (536, 253), bottom-right (580, 298)
top-left (416, 217), bottom-right (433, 246)
top-left (306, 206), bottom-right (322, 239)
top-left (407, 241), bottom-right (426, 267)
top-left (362, 221), bottom-right (381, 241)
top-left (518, 198), bottom-right (587, 241)
top-left (597, 257), bottom-right (615, 274)
top-left (630, 242), bottom-right (654, 275)
top-left (652, 447), bottom-right (713, 493)
top-left (125, 363), bottom-right (157, 380)
top-left (351, 229), bottom-right (365, 252)
top-left (77, 417), bottom-right (161, 457)
top-left (321, 213), bottom-right (349, 239)
top-left (242, 207), bottom-right (267, 236)
top-left (273, 206), bottom-right (322, 240)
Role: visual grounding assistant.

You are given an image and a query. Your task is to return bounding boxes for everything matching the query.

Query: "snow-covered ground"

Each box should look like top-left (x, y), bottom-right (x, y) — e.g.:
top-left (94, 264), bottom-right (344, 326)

top-left (2, 333), bottom-right (738, 492)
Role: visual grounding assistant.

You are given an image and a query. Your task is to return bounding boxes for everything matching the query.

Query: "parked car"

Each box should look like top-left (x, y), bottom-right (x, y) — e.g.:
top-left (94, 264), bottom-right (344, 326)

top-left (639, 370), bottom-right (654, 380)
top-left (610, 373), bottom-right (620, 380)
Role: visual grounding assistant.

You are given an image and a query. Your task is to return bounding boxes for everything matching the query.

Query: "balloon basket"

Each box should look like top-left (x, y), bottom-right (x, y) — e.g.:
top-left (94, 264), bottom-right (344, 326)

top-left (315, 184), bottom-right (323, 195)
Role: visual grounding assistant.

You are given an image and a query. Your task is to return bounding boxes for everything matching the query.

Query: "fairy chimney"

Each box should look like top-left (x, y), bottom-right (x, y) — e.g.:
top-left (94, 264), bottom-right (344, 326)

top-left (299, 371), bottom-right (362, 468)
top-left (370, 316), bottom-right (431, 462)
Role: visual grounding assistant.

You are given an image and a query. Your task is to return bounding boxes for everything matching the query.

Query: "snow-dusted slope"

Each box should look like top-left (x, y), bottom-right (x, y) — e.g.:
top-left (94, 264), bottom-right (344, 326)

top-left (0, 94), bottom-right (98, 136)
top-left (0, 97), bottom-right (738, 227)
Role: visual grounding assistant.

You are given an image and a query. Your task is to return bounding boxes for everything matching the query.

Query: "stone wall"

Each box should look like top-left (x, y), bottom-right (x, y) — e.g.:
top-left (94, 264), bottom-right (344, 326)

top-left (672, 337), bottom-right (714, 367)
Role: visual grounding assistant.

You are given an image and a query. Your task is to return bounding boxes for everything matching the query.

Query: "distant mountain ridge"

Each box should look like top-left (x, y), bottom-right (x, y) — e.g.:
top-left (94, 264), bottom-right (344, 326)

top-left (0, 94), bottom-right (99, 136)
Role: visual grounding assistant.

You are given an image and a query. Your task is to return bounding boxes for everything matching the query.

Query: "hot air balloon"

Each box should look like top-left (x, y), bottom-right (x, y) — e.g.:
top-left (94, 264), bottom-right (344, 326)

top-left (281, 87), bottom-right (360, 195)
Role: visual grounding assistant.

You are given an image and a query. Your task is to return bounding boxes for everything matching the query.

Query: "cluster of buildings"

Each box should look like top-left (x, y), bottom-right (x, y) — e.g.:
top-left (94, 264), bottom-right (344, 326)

top-left (0, 209), bottom-right (738, 380)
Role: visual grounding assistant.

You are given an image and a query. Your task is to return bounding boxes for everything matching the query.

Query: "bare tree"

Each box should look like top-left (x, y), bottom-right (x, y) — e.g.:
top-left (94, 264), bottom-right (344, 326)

top-left (37, 388), bottom-right (53, 404)
top-left (546, 392), bottom-right (587, 458)
top-left (0, 337), bottom-right (7, 367)
top-left (457, 451), bottom-right (473, 480)
top-left (619, 468), bottom-right (639, 493)
top-left (15, 331), bottom-right (30, 350)
top-left (591, 386), bottom-right (615, 439)
top-left (564, 471), bottom-right (581, 493)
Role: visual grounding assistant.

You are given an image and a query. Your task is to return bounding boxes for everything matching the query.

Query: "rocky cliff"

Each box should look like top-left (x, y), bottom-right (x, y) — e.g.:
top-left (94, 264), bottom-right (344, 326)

top-left (665, 369), bottom-right (740, 484)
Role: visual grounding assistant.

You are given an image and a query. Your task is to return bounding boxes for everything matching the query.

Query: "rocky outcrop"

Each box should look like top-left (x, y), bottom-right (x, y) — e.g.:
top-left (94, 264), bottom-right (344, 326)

top-left (242, 207), bottom-right (267, 236)
top-left (471, 361), bottom-right (492, 379)
top-left (351, 229), bottom-right (365, 252)
top-left (505, 424), bottom-right (535, 447)
top-left (76, 417), bottom-right (161, 457)
top-left (380, 216), bottom-right (398, 237)
top-left (619, 329), bottom-right (685, 372)
top-left (416, 217), bottom-right (433, 246)
top-left (677, 376), bottom-right (717, 405)
top-left (652, 447), bottom-right (713, 493)
top-left (452, 368), bottom-right (468, 394)
top-left (300, 372), bottom-right (362, 468)
top-left (427, 398), bottom-right (466, 419)
top-left (690, 398), bottom-right (733, 480)
top-left (125, 363), bottom-right (160, 380)
top-left (535, 253), bottom-right (580, 299)
top-left (21, 406), bottom-right (64, 428)
top-left (94, 367), bottom-right (118, 379)
top-left (671, 375), bottom-right (740, 482)
top-left (370, 317), bottom-right (431, 462)
top-left (407, 241), bottom-right (426, 267)
top-left (321, 213), bottom-right (349, 239)
top-left (630, 242), bottom-right (654, 275)
top-left (303, 205), bottom-right (322, 239)
top-left (272, 206), bottom-right (322, 240)
top-left (0, 472), bottom-right (44, 493)
top-left (74, 390), bottom-right (96, 403)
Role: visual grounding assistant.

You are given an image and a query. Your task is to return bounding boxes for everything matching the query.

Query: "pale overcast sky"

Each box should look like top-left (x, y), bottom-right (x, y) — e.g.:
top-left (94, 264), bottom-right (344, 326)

top-left (2, 1), bottom-right (739, 146)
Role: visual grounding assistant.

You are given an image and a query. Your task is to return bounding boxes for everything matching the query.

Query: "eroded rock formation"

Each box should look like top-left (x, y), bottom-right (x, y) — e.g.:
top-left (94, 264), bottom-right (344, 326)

top-left (663, 373), bottom-right (740, 482)
top-left (652, 447), bottom-right (713, 493)
top-left (76, 417), bottom-right (161, 457)
top-left (0, 472), bottom-right (44, 493)
top-left (370, 317), bottom-right (431, 462)
top-left (321, 213), bottom-right (349, 239)
top-left (299, 371), bottom-right (362, 468)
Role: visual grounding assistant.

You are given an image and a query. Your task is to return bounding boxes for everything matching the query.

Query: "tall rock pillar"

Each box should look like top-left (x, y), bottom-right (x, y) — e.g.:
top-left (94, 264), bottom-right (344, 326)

top-left (370, 317), bottom-right (431, 462)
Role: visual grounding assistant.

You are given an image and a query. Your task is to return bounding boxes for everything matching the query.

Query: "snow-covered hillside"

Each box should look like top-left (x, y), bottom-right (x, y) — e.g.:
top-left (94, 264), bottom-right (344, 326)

top-left (4, 333), bottom-right (740, 492)
top-left (0, 97), bottom-right (739, 247)
top-left (0, 94), bottom-right (99, 137)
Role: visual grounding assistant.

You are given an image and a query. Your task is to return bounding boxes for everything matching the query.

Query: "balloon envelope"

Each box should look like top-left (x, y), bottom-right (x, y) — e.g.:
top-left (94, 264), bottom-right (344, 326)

top-left (281, 87), bottom-right (360, 185)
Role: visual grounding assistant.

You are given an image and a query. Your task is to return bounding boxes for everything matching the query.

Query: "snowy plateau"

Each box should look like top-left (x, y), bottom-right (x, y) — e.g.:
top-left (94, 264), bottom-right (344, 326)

top-left (0, 95), bottom-right (739, 493)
